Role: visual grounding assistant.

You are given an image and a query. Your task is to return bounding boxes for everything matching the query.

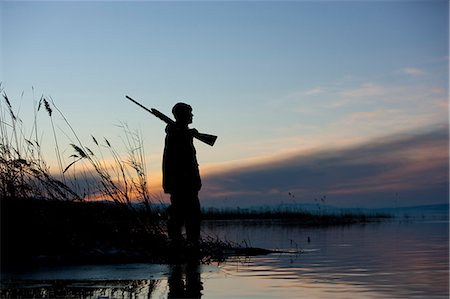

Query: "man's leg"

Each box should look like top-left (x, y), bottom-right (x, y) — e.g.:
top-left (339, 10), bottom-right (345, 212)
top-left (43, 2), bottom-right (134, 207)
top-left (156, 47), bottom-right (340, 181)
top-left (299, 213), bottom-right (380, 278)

top-left (186, 195), bottom-right (201, 245)
top-left (167, 198), bottom-right (183, 243)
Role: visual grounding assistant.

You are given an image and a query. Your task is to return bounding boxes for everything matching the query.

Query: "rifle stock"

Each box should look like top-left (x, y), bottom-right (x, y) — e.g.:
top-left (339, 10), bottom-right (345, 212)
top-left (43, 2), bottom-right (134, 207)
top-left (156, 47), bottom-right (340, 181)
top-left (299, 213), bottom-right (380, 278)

top-left (193, 132), bottom-right (217, 147)
top-left (125, 95), bottom-right (217, 146)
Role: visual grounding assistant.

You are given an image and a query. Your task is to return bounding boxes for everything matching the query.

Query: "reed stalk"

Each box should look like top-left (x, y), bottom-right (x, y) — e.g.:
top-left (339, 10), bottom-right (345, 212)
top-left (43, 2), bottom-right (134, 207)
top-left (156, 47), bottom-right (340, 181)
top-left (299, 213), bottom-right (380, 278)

top-left (0, 89), bottom-right (80, 200)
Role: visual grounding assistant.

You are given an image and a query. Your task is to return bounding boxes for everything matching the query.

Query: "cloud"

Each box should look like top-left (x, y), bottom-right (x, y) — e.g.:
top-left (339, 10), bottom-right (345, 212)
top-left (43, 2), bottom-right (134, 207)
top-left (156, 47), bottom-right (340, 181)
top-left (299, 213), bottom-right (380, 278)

top-left (201, 126), bottom-right (449, 208)
top-left (400, 67), bottom-right (427, 77)
top-left (57, 161), bottom-right (155, 202)
top-left (340, 83), bottom-right (386, 99)
top-left (304, 87), bottom-right (324, 95)
top-left (345, 108), bottom-right (396, 121)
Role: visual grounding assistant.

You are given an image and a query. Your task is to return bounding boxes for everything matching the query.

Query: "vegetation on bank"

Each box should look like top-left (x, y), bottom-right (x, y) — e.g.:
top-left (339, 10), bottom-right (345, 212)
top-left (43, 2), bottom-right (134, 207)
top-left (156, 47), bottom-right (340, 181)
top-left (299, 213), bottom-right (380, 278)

top-left (1, 197), bottom-right (166, 266)
top-left (0, 89), bottom-right (390, 267)
top-left (202, 206), bottom-right (390, 224)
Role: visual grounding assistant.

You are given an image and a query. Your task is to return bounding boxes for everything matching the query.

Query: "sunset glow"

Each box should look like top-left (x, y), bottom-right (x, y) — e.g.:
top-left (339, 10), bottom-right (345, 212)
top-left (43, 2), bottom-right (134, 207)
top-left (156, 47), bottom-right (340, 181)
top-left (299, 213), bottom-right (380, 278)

top-left (2, 1), bottom-right (448, 208)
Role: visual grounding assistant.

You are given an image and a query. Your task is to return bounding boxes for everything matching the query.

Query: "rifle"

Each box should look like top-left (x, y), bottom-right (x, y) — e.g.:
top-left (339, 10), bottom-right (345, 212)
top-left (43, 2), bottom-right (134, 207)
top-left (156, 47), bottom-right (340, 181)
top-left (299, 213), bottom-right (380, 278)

top-left (125, 95), bottom-right (217, 146)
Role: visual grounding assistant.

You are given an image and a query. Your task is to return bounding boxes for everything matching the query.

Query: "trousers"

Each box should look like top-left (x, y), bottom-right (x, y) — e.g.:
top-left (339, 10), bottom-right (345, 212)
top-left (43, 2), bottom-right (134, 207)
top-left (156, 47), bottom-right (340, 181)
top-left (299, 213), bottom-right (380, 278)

top-left (167, 192), bottom-right (201, 244)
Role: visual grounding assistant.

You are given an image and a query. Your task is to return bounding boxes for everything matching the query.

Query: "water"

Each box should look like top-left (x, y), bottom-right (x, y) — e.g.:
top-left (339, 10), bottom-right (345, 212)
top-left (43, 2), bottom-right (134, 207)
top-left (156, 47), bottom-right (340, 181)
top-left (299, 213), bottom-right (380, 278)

top-left (1, 220), bottom-right (448, 298)
top-left (201, 219), bottom-right (449, 299)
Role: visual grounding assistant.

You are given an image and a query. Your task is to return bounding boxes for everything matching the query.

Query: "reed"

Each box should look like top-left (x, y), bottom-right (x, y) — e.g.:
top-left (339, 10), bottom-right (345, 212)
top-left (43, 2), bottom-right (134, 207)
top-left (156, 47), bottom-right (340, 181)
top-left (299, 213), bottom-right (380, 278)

top-left (0, 88), bottom-right (80, 201)
top-left (1, 88), bottom-right (165, 239)
top-left (64, 125), bottom-right (164, 234)
top-left (0, 88), bottom-right (157, 205)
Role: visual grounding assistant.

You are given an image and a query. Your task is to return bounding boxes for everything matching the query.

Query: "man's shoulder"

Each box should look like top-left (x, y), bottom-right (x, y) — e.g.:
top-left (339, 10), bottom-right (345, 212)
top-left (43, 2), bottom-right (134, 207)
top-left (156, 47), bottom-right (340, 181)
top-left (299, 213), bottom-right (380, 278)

top-left (166, 124), bottom-right (190, 135)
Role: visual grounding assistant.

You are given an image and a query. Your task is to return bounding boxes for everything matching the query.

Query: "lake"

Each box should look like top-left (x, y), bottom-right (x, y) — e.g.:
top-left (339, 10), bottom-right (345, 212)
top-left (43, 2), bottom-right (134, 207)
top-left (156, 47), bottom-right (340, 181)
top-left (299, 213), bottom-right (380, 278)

top-left (1, 219), bottom-right (448, 298)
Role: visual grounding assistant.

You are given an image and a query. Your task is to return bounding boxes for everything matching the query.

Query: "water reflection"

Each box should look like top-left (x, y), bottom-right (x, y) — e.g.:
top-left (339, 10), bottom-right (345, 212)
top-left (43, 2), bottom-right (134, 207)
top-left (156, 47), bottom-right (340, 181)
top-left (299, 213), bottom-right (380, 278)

top-left (168, 261), bottom-right (203, 298)
top-left (1, 279), bottom-right (158, 298)
top-left (0, 263), bottom-right (168, 299)
top-left (1, 256), bottom-right (205, 299)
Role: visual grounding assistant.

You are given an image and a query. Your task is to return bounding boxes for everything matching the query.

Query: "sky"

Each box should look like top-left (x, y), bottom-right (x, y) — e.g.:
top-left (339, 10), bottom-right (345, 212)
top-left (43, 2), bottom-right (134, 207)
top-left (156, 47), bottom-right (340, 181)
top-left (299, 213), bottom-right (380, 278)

top-left (1, 0), bottom-right (448, 208)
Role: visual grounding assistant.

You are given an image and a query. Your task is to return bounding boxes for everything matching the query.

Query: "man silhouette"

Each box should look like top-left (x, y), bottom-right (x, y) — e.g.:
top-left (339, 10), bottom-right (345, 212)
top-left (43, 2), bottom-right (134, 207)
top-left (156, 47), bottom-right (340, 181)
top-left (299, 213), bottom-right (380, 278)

top-left (163, 102), bottom-right (201, 246)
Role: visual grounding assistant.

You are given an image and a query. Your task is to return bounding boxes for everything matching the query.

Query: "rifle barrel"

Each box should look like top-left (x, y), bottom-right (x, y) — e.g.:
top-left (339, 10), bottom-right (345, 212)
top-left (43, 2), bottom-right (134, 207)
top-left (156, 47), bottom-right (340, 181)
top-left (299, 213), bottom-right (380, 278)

top-left (125, 95), bottom-right (154, 115)
top-left (150, 108), bottom-right (175, 125)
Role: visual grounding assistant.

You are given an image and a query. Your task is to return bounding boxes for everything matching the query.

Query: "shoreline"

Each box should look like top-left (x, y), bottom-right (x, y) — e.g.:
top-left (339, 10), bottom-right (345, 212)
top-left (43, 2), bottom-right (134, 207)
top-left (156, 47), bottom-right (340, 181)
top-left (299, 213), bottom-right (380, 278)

top-left (1, 197), bottom-right (391, 268)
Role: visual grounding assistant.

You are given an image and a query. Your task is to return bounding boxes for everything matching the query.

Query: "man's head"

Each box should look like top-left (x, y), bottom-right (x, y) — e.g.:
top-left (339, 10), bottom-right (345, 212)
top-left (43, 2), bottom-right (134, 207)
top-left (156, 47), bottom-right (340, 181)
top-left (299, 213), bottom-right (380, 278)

top-left (172, 102), bottom-right (193, 125)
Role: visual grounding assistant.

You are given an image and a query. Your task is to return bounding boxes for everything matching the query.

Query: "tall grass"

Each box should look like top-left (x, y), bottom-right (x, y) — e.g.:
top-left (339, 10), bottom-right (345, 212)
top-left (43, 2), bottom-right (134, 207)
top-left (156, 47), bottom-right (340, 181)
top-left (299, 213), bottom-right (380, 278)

top-left (0, 88), bottom-right (162, 234)
top-left (64, 126), bottom-right (152, 210)
top-left (64, 123), bottom-right (163, 234)
top-left (0, 89), bottom-right (80, 200)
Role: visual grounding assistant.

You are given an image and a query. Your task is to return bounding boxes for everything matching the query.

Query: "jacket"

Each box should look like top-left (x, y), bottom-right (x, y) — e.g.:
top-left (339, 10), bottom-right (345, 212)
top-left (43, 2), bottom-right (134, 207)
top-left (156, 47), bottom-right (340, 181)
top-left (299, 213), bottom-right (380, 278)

top-left (162, 124), bottom-right (201, 194)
